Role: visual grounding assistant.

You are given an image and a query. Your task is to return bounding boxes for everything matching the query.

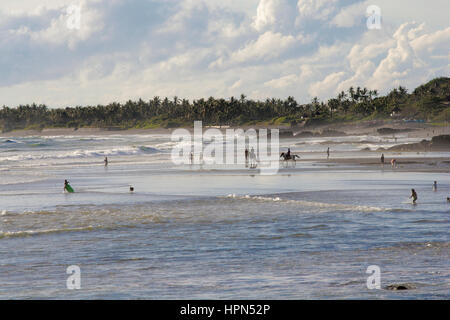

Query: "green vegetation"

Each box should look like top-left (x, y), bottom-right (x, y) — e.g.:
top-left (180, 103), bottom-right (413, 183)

top-left (1, 77), bottom-right (449, 132)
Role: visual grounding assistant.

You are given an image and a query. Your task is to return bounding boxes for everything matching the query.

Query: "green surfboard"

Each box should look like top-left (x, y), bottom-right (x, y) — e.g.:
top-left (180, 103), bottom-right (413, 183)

top-left (65, 184), bottom-right (74, 193)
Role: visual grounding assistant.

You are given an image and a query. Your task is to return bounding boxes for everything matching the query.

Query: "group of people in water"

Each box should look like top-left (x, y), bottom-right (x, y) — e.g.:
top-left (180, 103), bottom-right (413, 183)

top-left (380, 153), bottom-right (398, 168)
top-left (410, 181), bottom-right (446, 205)
top-left (64, 149), bottom-right (449, 204)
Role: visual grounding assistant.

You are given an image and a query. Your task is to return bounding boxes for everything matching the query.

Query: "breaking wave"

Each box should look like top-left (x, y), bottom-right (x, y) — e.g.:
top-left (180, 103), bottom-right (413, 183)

top-left (225, 194), bottom-right (394, 213)
top-left (0, 145), bottom-right (164, 162)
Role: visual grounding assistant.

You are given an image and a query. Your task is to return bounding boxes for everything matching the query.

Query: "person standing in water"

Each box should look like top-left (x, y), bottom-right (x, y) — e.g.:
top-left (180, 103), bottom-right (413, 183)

top-left (410, 189), bottom-right (418, 204)
top-left (391, 158), bottom-right (397, 168)
top-left (104, 157), bottom-right (108, 166)
top-left (433, 181), bottom-right (437, 191)
top-left (327, 147), bottom-right (330, 159)
top-left (250, 147), bottom-right (256, 168)
top-left (245, 148), bottom-right (249, 167)
top-left (381, 154), bottom-right (385, 166)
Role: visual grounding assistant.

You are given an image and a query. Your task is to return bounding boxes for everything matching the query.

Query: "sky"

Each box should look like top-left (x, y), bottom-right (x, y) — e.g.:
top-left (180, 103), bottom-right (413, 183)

top-left (0, 0), bottom-right (449, 107)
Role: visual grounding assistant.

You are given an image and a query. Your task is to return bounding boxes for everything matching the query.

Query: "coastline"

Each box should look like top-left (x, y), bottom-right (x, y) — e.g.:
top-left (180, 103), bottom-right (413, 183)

top-left (1, 120), bottom-right (448, 138)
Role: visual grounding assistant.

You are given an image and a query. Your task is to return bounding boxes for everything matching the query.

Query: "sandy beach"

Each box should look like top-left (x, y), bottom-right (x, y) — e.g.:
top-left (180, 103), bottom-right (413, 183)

top-left (310, 157), bottom-right (450, 173)
top-left (1, 121), bottom-right (449, 299)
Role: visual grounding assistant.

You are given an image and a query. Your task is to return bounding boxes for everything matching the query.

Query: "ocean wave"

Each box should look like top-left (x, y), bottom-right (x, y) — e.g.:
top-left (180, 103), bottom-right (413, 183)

top-left (225, 194), bottom-right (390, 213)
top-left (2, 139), bottom-right (19, 144)
top-left (0, 145), bottom-right (164, 162)
top-left (0, 226), bottom-right (96, 239)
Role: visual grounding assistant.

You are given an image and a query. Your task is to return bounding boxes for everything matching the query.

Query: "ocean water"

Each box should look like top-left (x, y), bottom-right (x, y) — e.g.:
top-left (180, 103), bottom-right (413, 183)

top-left (0, 133), bottom-right (449, 299)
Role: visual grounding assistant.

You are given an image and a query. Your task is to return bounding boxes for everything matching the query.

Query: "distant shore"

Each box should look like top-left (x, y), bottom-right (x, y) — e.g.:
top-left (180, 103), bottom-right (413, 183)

top-left (1, 120), bottom-right (448, 139)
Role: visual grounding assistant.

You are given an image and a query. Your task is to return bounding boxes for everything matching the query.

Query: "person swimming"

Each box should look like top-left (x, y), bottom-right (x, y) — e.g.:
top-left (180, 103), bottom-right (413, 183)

top-left (410, 189), bottom-right (418, 204)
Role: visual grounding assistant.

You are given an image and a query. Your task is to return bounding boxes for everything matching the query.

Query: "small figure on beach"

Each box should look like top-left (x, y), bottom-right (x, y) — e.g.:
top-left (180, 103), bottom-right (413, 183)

top-left (104, 157), bottom-right (108, 166)
top-left (381, 154), bottom-right (385, 166)
top-left (64, 180), bottom-right (74, 193)
top-left (189, 152), bottom-right (194, 165)
top-left (433, 181), bottom-right (437, 191)
top-left (250, 147), bottom-right (257, 168)
top-left (410, 189), bottom-right (418, 204)
top-left (391, 158), bottom-right (397, 168)
top-left (327, 147), bottom-right (330, 160)
top-left (245, 148), bottom-right (249, 167)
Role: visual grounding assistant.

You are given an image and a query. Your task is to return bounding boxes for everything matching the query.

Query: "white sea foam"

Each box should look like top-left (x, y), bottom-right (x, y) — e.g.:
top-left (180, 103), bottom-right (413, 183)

top-left (0, 145), bottom-right (164, 162)
top-left (226, 194), bottom-right (386, 212)
top-left (0, 226), bottom-right (95, 239)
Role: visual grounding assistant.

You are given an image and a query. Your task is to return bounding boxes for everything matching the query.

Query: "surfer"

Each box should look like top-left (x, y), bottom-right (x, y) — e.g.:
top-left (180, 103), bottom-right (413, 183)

top-left (104, 157), bottom-right (108, 166)
top-left (410, 189), bottom-right (418, 204)
top-left (64, 180), bottom-right (71, 192)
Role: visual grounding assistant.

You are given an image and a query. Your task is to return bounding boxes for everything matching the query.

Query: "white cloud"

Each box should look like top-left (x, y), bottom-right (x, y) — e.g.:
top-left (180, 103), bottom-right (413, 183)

top-left (264, 74), bottom-right (299, 89)
top-left (212, 31), bottom-right (296, 68)
top-left (0, 0), bottom-right (449, 107)
top-left (252, 0), bottom-right (298, 33)
top-left (331, 1), bottom-right (367, 28)
top-left (309, 71), bottom-right (346, 98)
top-left (297, 0), bottom-right (337, 21)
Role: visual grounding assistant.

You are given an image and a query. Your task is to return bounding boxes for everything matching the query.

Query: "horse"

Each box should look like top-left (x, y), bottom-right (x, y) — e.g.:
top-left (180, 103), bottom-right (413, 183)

top-left (280, 153), bottom-right (300, 162)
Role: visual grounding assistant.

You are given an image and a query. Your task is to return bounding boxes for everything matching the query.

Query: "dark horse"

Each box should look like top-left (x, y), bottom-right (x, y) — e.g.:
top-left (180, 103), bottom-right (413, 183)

top-left (280, 153), bottom-right (300, 162)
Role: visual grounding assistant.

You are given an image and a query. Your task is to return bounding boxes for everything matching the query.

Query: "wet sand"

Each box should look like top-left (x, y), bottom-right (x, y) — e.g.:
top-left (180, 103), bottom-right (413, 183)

top-left (311, 157), bottom-right (450, 173)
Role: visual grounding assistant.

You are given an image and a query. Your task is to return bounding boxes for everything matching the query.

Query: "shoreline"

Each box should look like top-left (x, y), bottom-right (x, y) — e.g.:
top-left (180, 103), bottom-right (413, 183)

top-left (1, 120), bottom-right (448, 138)
top-left (309, 156), bottom-right (450, 173)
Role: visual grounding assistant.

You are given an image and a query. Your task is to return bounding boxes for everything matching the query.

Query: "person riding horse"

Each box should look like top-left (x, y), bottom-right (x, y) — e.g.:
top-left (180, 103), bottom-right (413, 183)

top-left (280, 148), bottom-right (300, 161)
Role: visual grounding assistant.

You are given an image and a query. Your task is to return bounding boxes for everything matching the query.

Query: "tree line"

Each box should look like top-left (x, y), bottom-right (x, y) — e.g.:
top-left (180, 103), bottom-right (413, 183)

top-left (1, 77), bottom-right (448, 132)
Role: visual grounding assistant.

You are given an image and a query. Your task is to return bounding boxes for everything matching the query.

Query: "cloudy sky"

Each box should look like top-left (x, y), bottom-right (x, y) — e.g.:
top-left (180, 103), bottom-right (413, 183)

top-left (0, 0), bottom-right (449, 107)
